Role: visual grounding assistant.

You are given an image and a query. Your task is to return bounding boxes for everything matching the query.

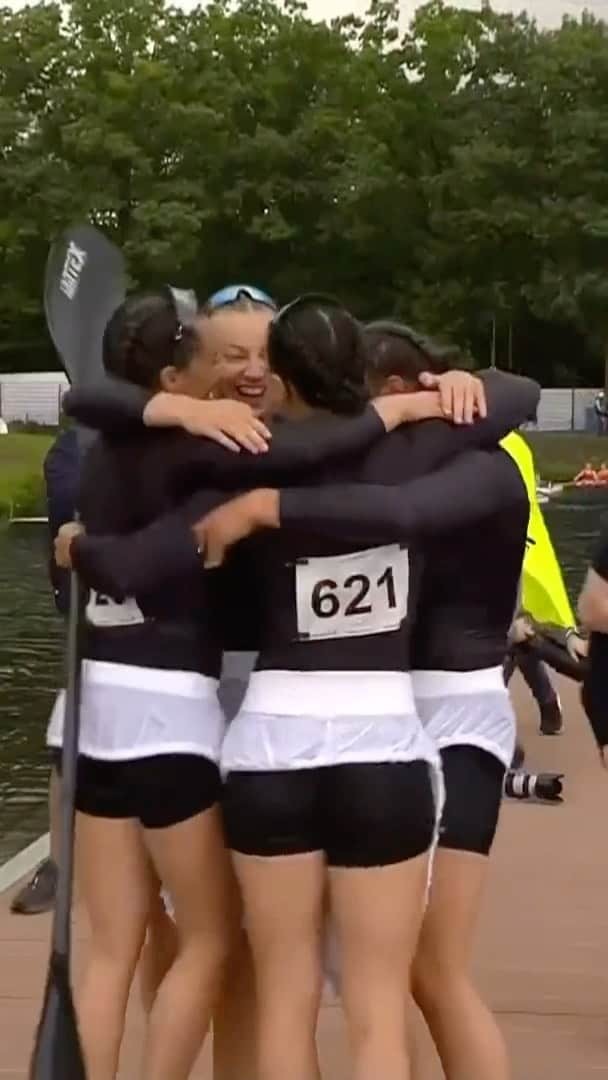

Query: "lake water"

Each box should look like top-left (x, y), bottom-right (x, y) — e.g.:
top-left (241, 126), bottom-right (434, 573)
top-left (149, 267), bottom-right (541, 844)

top-left (0, 498), bottom-right (607, 864)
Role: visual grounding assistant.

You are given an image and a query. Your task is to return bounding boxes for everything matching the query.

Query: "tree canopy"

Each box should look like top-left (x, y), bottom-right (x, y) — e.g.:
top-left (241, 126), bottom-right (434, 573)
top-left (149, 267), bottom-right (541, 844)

top-left (1, 0), bottom-right (607, 385)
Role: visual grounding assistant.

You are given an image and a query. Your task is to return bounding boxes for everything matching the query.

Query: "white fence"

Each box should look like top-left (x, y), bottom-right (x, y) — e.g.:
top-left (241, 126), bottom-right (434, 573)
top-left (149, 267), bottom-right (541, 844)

top-left (0, 373), bottom-right (69, 426)
top-left (528, 387), bottom-right (603, 433)
top-left (0, 373), bottom-right (604, 432)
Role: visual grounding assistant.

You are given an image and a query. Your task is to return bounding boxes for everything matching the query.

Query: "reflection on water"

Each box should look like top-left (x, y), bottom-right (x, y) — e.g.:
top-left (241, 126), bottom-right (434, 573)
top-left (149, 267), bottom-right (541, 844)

top-left (0, 525), bottom-right (63, 863)
top-left (0, 500), bottom-right (606, 863)
top-left (544, 498), bottom-right (608, 598)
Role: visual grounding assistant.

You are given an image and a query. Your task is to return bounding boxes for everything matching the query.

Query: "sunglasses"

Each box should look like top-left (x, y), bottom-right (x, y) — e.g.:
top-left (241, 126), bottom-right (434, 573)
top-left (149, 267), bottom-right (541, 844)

top-left (205, 284), bottom-right (277, 311)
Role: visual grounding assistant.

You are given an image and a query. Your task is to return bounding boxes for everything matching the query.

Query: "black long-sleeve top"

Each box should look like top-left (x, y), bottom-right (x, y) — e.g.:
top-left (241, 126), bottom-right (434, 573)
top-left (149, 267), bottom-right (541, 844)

top-left (68, 371), bottom-right (539, 675)
top-left (73, 407), bottom-right (388, 675)
top-left (279, 448), bottom-right (529, 672)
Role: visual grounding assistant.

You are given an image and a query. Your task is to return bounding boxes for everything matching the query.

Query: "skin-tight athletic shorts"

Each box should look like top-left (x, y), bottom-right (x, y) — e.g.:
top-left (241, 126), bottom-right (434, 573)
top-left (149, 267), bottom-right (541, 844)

top-left (75, 753), bottom-right (222, 829)
top-left (223, 759), bottom-right (436, 868)
top-left (438, 745), bottom-right (505, 856)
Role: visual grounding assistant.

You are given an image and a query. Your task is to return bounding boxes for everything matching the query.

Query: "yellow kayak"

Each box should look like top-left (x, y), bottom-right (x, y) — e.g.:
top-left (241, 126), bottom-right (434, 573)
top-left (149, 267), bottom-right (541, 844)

top-left (500, 431), bottom-right (575, 629)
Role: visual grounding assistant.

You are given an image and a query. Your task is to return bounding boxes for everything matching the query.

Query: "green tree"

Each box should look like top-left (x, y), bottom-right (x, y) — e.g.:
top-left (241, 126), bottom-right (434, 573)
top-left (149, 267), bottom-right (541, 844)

top-left (0, 0), bottom-right (607, 385)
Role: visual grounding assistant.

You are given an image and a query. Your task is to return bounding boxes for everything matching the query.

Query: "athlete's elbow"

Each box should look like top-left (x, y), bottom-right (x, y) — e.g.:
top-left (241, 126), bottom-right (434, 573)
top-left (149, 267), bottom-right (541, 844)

top-left (78, 561), bottom-right (133, 602)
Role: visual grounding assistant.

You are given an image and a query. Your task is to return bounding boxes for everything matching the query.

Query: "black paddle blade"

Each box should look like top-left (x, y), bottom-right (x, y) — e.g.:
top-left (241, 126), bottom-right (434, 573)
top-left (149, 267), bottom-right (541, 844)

top-left (29, 952), bottom-right (86, 1080)
top-left (44, 223), bottom-right (127, 389)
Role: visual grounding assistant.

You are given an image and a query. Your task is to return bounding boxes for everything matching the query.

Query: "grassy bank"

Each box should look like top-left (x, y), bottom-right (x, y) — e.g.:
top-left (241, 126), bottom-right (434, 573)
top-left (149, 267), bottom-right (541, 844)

top-left (0, 434), bottom-right (53, 518)
top-left (0, 430), bottom-right (604, 516)
top-left (525, 432), bottom-right (608, 482)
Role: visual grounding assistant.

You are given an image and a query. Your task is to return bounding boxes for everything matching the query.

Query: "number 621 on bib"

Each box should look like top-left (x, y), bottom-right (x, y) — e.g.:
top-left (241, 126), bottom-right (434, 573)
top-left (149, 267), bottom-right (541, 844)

top-left (294, 544), bottom-right (409, 642)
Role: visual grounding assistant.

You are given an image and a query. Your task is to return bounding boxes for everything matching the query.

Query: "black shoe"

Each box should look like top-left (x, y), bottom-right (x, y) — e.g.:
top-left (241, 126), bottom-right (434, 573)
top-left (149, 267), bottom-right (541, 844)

top-left (511, 742), bottom-right (526, 770)
top-left (540, 699), bottom-right (563, 736)
top-left (10, 857), bottom-right (57, 915)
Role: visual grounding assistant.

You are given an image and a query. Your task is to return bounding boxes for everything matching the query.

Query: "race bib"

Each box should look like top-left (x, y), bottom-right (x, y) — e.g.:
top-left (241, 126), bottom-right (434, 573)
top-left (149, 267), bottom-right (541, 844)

top-left (295, 545), bottom-right (409, 642)
top-left (85, 590), bottom-right (145, 628)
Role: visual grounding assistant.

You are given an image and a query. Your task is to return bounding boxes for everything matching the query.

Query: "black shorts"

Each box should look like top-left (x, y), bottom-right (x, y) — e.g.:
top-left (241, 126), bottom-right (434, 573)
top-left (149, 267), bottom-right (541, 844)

top-left (438, 745), bottom-right (505, 856)
top-left (223, 760), bottom-right (436, 868)
top-left (75, 753), bottom-right (222, 829)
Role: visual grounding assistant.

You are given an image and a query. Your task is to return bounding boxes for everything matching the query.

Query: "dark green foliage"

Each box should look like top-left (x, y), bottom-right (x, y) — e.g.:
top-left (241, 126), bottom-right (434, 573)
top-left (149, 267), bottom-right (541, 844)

top-left (1, 0), bottom-right (607, 385)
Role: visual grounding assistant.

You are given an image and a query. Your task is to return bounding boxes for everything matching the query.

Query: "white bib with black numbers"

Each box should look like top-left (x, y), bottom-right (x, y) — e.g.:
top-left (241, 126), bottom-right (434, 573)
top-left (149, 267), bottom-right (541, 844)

top-left (294, 544), bottom-right (409, 642)
top-left (85, 590), bottom-right (145, 628)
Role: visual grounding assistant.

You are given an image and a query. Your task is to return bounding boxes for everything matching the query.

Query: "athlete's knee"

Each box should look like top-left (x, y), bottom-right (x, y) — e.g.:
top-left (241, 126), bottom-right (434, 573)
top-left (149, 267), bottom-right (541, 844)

top-left (87, 935), bottom-right (143, 993)
top-left (411, 953), bottom-right (465, 1013)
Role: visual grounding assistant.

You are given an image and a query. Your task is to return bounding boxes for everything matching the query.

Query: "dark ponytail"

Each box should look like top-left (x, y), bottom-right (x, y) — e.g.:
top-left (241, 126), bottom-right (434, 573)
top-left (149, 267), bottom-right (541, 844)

top-left (364, 320), bottom-right (457, 385)
top-left (268, 295), bottom-right (369, 416)
top-left (103, 289), bottom-right (199, 390)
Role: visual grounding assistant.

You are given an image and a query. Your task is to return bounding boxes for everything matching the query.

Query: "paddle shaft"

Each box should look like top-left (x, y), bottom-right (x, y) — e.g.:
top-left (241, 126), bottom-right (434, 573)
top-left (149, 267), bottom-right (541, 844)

top-left (53, 566), bottom-right (84, 957)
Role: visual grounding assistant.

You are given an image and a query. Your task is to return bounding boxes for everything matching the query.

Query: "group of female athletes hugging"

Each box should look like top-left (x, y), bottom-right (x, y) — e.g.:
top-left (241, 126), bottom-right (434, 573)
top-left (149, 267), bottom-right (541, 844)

top-left (50, 283), bottom-right (539, 1080)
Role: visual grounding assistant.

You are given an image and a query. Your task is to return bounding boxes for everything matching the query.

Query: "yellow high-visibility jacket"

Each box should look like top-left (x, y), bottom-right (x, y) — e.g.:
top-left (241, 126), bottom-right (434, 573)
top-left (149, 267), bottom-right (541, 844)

top-left (500, 431), bottom-right (574, 629)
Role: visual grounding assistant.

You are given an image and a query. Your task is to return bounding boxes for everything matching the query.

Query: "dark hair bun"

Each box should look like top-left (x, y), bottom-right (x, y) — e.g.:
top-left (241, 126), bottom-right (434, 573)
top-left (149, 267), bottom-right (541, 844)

top-left (103, 291), bottom-right (198, 390)
top-left (269, 300), bottom-right (368, 415)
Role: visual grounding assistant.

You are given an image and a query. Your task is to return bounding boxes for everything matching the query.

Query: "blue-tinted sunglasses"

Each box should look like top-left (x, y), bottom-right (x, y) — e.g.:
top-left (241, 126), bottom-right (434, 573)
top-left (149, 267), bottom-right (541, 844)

top-left (205, 284), bottom-right (277, 311)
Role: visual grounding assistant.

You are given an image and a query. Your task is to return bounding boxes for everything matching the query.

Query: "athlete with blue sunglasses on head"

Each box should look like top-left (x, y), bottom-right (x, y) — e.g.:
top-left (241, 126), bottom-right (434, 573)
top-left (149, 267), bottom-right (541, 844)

top-left (201, 285), bottom-right (278, 420)
top-left (204, 284), bottom-right (276, 312)
top-left (151, 283), bottom-right (275, 1080)
top-left (202, 285), bottom-right (276, 1080)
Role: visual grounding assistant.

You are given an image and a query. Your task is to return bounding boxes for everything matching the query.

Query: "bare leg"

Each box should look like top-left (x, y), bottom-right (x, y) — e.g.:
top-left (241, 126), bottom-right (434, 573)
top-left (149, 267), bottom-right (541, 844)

top-left (139, 887), bottom-right (179, 1014)
top-left (233, 851), bottom-right (325, 1080)
top-left (330, 854), bottom-right (429, 1080)
top-left (411, 849), bottom-right (510, 1080)
top-left (141, 807), bottom-right (236, 1080)
top-left (76, 813), bottom-right (154, 1080)
top-left (213, 929), bottom-right (258, 1080)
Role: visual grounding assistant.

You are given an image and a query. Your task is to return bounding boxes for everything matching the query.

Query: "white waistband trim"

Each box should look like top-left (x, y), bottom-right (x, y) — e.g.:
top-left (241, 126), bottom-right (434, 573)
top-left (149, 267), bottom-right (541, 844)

top-left (411, 666), bottom-right (505, 698)
top-left (82, 659), bottom-right (219, 698)
top-left (240, 669), bottom-right (415, 717)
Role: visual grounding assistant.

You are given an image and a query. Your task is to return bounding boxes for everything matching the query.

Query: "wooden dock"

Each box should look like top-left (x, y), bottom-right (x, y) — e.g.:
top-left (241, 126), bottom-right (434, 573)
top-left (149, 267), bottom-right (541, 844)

top-left (1, 673), bottom-right (607, 1078)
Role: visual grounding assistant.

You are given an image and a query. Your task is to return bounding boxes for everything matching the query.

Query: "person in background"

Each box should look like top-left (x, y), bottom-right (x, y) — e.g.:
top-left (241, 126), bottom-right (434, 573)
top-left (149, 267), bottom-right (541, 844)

top-left (11, 425), bottom-right (80, 915)
top-left (0, 416), bottom-right (8, 434)
top-left (594, 391), bottom-right (608, 436)
top-left (574, 462), bottom-right (598, 485)
top-left (504, 612), bottom-right (564, 737)
top-left (500, 430), bottom-right (580, 746)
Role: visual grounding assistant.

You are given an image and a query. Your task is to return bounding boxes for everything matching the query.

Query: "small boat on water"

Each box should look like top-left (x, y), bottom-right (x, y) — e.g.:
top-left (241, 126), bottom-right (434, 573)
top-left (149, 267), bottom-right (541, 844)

top-left (536, 482), bottom-right (564, 503)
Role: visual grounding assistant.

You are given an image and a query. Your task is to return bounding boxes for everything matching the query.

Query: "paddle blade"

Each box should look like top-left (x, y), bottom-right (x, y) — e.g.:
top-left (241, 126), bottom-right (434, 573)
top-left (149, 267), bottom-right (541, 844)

top-left (44, 223), bottom-right (127, 388)
top-left (29, 952), bottom-right (86, 1080)
top-left (167, 285), bottom-right (198, 326)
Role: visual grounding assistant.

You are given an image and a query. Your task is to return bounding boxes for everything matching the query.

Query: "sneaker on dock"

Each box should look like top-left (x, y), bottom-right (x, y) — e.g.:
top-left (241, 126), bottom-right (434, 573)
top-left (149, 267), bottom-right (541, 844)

top-left (540, 699), bottom-right (563, 736)
top-left (10, 857), bottom-right (57, 915)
